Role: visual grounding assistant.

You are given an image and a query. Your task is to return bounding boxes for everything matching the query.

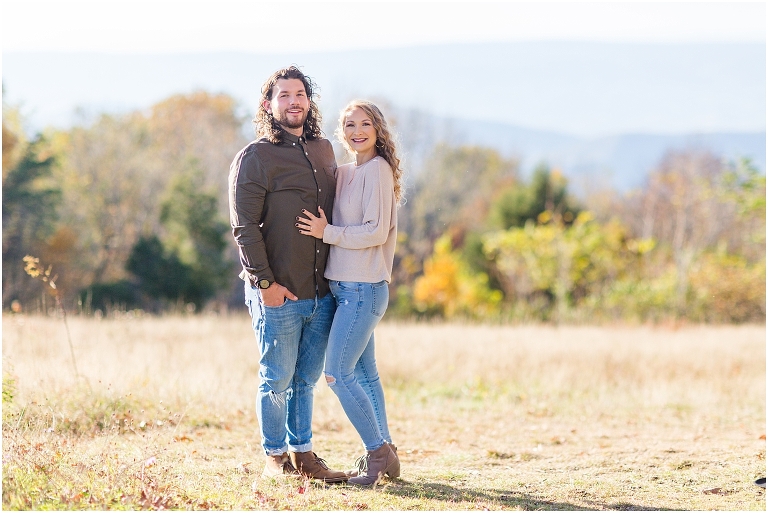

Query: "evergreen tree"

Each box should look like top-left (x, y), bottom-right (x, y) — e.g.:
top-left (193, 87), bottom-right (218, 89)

top-left (2, 135), bottom-right (61, 305)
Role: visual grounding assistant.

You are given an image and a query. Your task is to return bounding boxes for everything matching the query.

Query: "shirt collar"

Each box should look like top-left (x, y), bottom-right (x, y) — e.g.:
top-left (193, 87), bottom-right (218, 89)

top-left (282, 131), bottom-right (306, 145)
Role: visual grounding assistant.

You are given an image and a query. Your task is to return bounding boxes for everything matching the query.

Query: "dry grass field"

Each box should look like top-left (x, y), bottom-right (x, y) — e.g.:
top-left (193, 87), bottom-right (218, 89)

top-left (2, 314), bottom-right (765, 510)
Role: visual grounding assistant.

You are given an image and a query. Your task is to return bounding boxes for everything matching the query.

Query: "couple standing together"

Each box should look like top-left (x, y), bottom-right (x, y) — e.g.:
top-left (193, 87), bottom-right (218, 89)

top-left (228, 66), bottom-right (402, 486)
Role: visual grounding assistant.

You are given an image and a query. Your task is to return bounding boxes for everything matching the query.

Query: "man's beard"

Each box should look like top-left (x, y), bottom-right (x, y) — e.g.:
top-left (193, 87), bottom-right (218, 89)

top-left (273, 108), bottom-right (308, 130)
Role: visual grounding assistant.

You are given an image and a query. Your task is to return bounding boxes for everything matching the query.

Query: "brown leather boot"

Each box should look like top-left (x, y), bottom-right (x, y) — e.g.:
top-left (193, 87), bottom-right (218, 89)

top-left (289, 451), bottom-right (348, 483)
top-left (386, 443), bottom-right (400, 478)
top-left (347, 443), bottom-right (400, 478)
top-left (262, 453), bottom-right (297, 478)
top-left (348, 443), bottom-right (398, 486)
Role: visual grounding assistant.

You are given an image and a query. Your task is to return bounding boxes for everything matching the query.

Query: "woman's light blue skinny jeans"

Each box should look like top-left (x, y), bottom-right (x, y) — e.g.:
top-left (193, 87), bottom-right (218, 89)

top-left (325, 280), bottom-right (392, 451)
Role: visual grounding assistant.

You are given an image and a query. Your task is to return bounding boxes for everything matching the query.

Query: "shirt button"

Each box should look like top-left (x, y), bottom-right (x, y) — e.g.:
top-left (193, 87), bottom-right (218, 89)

top-left (313, 169), bottom-right (317, 172)
top-left (317, 250), bottom-right (320, 253)
top-left (292, 143), bottom-right (295, 146)
top-left (315, 269), bottom-right (318, 272)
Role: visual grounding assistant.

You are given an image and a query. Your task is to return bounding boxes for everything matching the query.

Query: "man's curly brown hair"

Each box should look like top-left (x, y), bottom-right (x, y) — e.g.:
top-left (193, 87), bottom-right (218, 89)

top-left (254, 66), bottom-right (323, 144)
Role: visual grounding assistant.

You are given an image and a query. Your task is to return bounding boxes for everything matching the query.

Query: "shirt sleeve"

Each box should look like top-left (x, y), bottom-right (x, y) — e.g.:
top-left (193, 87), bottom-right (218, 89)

top-left (228, 146), bottom-right (275, 285)
top-left (322, 159), bottom-right (394, 250)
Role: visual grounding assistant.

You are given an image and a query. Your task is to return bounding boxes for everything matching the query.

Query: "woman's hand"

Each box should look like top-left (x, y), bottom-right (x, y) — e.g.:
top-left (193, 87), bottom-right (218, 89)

top-left (296, 207), bottom-right (328, 239)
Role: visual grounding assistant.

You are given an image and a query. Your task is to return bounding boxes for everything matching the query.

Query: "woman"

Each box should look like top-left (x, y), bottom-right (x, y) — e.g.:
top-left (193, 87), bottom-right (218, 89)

top-left (296, 100), bottom-right (403, 486)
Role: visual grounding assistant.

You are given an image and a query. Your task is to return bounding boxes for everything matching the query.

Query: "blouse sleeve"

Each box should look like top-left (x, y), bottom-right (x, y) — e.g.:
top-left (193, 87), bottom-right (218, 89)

top-left (322, 159), bottom-right (394, 250)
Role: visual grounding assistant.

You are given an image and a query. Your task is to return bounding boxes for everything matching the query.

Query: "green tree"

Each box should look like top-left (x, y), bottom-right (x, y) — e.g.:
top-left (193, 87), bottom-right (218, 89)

top-left (146, 91), bottom-right (249, 221)
top-left (125, 236), bottom-right (191, 306)
top-left (461, 163), bottom-right (581, 293)
top-left (157, 164), bottom-right (232, 308)
top-left (53, 113), bottom-right (159, 289)
top-left (408, 145), bottom-right (519, 250)
top-left (489, 163), bottom-right (580, 230)
top-left (42, 91), bottom-right (248, 311)
top-left (2, 135), bottom-right (61, 306)
top-left (102, 165), bottom-right (233, 312)
top-left (483, 212), bottom-right (654, 322)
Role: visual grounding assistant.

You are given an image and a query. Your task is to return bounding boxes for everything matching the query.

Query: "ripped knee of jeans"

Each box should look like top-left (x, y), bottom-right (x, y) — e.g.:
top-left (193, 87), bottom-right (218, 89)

top-left (264, 386), bottom-right (292, 406)
top-left (324, 373), bottom-right (336, 387)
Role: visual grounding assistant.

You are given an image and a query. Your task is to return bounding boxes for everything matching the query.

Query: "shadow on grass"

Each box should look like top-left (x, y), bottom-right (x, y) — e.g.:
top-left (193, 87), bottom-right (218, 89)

top-left (383, 480), bottom-right (674, 511)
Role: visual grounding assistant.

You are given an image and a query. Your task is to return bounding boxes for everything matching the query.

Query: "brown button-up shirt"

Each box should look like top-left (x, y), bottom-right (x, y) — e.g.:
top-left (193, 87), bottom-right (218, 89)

top-left (228, 132), bottom-right (337, 300)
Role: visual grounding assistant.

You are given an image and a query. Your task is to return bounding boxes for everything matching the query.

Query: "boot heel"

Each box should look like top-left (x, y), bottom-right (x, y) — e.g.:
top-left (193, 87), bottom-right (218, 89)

top-left (385, 443), bottom-right (400, 478)
top-left (385, 459), bottom-right (400, 478)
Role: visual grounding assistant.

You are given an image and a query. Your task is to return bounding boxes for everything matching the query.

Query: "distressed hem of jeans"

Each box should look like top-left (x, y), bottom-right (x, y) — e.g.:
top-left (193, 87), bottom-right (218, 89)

top-left (288, 442), bottom-right (313, 453)
top-left (325, 373), bottom-right (336, 386)
top-left (263, 446), bottom-right (289, 456)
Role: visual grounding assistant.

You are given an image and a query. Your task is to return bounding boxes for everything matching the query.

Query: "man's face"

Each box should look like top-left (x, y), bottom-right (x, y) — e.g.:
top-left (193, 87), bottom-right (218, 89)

top-left (264, 78), bottom-right (310, 135)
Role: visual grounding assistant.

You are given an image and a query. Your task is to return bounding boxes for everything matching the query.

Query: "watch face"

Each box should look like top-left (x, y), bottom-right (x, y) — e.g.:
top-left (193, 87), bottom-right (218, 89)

top-left (258, 279), bottom-right (270, 289)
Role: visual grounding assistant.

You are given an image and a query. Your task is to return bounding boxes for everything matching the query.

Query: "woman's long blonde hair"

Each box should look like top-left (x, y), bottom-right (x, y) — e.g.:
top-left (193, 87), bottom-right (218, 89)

top-left (335, 100), bottom-right (404, 204)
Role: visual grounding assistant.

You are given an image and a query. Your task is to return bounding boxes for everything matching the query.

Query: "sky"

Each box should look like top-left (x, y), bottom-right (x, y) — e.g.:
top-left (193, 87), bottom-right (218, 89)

top-left (2, 1), bottom-right (766, 137)
top-left (2, 1), bottom-right (765, 54)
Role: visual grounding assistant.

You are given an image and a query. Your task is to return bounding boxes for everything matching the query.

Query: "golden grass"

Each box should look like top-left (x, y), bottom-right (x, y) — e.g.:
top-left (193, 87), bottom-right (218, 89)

top-left (2, 314), bottom-right (765, 510)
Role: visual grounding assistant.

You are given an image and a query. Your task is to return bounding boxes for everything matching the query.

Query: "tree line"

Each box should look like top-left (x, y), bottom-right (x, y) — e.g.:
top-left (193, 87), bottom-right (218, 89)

top-left (3, 90), bottom-right (765, 322)
top-left (3, 91), bottom-right (245, 313)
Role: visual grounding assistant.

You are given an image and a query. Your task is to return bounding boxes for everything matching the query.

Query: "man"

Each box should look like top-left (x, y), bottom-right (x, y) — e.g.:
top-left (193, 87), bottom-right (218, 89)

top-left (228, 66), bottom-right (346, 482)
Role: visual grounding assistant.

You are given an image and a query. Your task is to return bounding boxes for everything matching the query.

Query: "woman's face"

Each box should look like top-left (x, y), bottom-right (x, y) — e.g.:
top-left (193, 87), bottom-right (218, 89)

top-left (343, 107), bottom-right (377, 155)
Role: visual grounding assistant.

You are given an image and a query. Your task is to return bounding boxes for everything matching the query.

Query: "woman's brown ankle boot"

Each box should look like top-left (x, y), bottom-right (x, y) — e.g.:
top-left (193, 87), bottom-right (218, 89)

top-left (348, 443), bottom-right (398, 486)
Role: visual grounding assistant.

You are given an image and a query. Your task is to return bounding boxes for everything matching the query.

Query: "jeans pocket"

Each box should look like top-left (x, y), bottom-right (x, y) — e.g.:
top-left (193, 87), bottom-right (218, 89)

top-left (331, 281), bottom-right (358, 308)
top-left (264, 298), bottom-right (288, 309)
top-left (370, 281), bottom-right (389, 317)
top-left (335, 281), bottom-right (359, 292)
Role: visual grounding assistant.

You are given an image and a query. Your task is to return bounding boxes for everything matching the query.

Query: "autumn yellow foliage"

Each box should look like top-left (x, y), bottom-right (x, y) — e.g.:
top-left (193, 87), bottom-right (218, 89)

top-left (413, 235), bottom-right (502, 318)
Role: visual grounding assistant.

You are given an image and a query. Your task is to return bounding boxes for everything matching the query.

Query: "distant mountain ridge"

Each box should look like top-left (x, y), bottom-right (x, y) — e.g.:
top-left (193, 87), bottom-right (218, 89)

top-left (3, 43), bottom-right (765, 193)
top-left (384, 109), bottom-right (765, 193)
top-left (436, 118), bottom-right (766, 192)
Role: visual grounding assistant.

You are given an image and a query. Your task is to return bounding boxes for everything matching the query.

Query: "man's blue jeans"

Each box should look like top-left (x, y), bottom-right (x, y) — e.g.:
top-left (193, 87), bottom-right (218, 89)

top-left (324, 280), bottom-right (392, 451)
top-left (244, 283), bottom-right (335, 456)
